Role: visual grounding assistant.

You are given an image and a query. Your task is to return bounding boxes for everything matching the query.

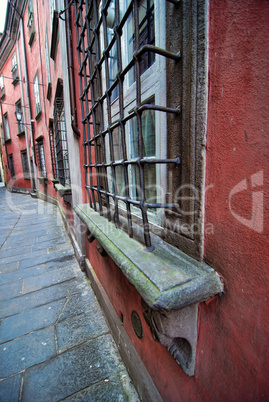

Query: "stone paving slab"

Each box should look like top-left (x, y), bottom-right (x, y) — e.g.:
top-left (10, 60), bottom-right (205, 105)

top-left (0, 188), bottom-right (139, 401)
top-left (0, 249), bottom-right (48, 266)
top-left (64, 371), bottom-right (139, 401)
top-left (0, 327), bottom-right (56, 378)
top-left (0, 261), bottom-right (18, 274)
top-left (0, 281), bottom-right (23, 301)
top-left (22, 335), bottom-right (125, 402)
top-left (21, 264), bottom-right (77, 294)
top-left (56, 309), bottom-right (109, 353)
top-left (0, 298), bottom-right (66, 343)
top-left (0, 373), bottom-right (22, 402)
top-left (0, 264), bottom-right (46, 286)
top-left (0, 277), bottom-right (89, 319)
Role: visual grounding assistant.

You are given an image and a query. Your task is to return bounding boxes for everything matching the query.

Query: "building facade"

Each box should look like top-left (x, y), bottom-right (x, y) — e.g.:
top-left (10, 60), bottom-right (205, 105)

top-left (0, 0), bottom-right (268, 401)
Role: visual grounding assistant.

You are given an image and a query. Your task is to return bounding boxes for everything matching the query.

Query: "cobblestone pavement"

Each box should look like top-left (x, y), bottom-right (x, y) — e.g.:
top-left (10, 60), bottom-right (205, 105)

top-left (0, 187), bottom-right (139, 401)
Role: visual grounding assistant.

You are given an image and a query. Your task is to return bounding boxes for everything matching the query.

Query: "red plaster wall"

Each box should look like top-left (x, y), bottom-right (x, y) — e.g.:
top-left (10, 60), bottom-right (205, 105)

top-left (2, 0), bottom-right (268, 400)
top-left (22, 0), bottom-right (72, 215)
top-left (203, 0), bottom-right (269, 400)
top-left (23, 0), bottom-right (54, 197)
top-left (84, 1), bottom-right (269, 401)
top-left (86, 240), bottom-right (206, 402)
top-left (0, 44), bottom-right (32, 190)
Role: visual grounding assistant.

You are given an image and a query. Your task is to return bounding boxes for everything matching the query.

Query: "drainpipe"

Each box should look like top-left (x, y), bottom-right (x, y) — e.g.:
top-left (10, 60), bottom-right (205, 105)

top-left (64, 0), bottom-right (80, 137)
top-left (19, 18), bottom-right (38, 192)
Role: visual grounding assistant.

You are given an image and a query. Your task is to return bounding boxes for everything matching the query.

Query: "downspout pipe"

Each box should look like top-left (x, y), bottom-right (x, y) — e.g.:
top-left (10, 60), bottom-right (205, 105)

top-left (64, 0), bottom-right (80, 137)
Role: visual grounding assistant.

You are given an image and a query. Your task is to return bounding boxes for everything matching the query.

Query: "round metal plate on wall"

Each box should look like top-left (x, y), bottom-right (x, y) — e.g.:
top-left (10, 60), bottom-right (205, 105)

top-left (131, 311), bottom-right (143, 339)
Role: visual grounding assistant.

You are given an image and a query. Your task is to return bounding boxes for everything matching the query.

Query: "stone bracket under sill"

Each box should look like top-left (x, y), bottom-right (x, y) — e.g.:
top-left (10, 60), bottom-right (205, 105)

top-left (54, 183), bottom-right (72, 206)
top-left (37, 177), bottom-right (48, 186)
top-left (74, 204), bottom-right (223, 311)
top-left (50, 178), bottom-right (59, 189)
top-left (75, 204), bottom-right (223, 376)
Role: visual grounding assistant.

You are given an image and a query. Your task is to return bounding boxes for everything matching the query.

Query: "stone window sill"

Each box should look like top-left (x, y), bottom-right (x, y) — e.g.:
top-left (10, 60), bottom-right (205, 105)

top-left (74, 204), bottom-right (223, 311)
top-left (54, 183), bottom-right (72, 206)
top-left (37, 176), bottom-right (48, 185)
top-left (17, 131), bottom-right (25, 139)
top-left (35, 110), bottom-right (42, 122)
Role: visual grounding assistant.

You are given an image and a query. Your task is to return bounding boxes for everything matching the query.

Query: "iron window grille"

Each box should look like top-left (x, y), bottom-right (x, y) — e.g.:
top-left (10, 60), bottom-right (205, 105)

top-left (33, 73), bottom-right (41, 117)
top-left (27, 0), bottom-right (35, 46)
top-left (49, 98), bottom-right (70, 187)
top-left (0, 75), bottom-right (5, 100)
top-left (74, 0), bottom-right (181, 251)
top-left (3, 113), bottom-right (11, 142)
top-left (35, 140), bottom-right (47, 177)
top-left (8, 154), bottom-right (16, 179)
top-left (49, 120), bottom-right (57, 179)
top-left (21, 149), bottom-right (30, 179)
top-left (11, 53), bottom-right (19, 85)
top-left (15, 100), bottom-right (24, 134)
top-left (11, 65), bottom-right (19, 85)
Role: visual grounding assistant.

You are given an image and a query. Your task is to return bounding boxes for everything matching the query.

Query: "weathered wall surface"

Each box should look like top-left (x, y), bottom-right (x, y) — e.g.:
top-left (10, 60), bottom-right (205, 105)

top-left (83, 1), bottom-right (269, 401)
top-left (0, 44), bottom-right (31, 191)
top-left (203, 0), bottom-right (269, 399)
top-left (1, 0), bottom-right (268, 400)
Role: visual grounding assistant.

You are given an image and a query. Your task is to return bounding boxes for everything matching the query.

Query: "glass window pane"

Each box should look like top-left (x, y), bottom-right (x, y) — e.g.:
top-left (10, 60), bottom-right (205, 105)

top-left (113, 127), bottom-right (123, 161)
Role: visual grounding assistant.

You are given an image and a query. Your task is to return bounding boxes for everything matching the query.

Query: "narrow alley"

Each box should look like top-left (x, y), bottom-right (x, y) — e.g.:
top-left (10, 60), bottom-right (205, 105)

top-left (0, 186), bottom-right (139, 401)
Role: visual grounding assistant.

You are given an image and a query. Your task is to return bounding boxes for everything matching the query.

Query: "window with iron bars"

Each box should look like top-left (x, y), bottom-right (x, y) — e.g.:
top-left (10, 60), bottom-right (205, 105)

top-left (15, 100), bottom-right (24, 134)
top-left (74, 0), bottom-right (209, 258)
top-left (0, 75), bottom-right (5, 100)
top-left (11, 52), bottom-right (19, 85)
top-left (35, 139), bottom-right (47, 177)
top-left (33, 72), bottom-right (41, 118)
top-left (27, 0), bottom-right (35, 46)
top-left (3, 113), bottom-right (10, 142)
top-left (21, 149), bottom-right (30, 179)
top-left (8, 154), bottom-right (16, 179)
top-left (49, 98), bottom-right (70, 187)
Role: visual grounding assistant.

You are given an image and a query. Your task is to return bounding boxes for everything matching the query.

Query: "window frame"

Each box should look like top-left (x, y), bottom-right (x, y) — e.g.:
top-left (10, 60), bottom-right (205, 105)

top-left (8, 153), bottom-right (16, 179)
top-left (33, 72), bottom-right (42, 118)
top-left (36, 138), bottom-right (47, 178)
top-left (74, 0), bottom-right (209, 260)
top-left (21, 149), bottom-right (30, 179)
top-left (50, 0), bottom-right (59, 61)
top-left (11, 52), bottom-right (19, 85)
top-left (0, 74), bottom-right (5, 100)
top-left (3, 112), bottom-right (11, 142)
top-left (27, 0), bottom-right (35, 46)
top-left (52, 98), bottom-right (70, 187)
top-left (15, 99), bottom-right (24, 134)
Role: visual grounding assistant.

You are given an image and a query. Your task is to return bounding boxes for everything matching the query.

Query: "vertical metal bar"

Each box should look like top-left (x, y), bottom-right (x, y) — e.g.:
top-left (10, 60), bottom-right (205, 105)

top-left (74, 0), bottom-right (93, 208)
top-left (85, 0), bottom-right (103, 215)
top-left (134, 0), bottom-right (153, 251)
top-left (103, 0), bottom-right (120, 227)
top-left (115, 0), bottom-right (133, 238)
top-left (100, 0), bottom-right (112, 222)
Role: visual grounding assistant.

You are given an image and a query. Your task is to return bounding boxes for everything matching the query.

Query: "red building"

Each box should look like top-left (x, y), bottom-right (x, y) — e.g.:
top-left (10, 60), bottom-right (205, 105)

top-left (0, 0), bottom-right (268, 400)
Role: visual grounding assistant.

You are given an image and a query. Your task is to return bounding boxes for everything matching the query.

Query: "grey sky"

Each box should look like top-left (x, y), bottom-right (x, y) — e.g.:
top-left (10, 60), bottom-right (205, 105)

top-left (0, 0), bottom-right (8, 33)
